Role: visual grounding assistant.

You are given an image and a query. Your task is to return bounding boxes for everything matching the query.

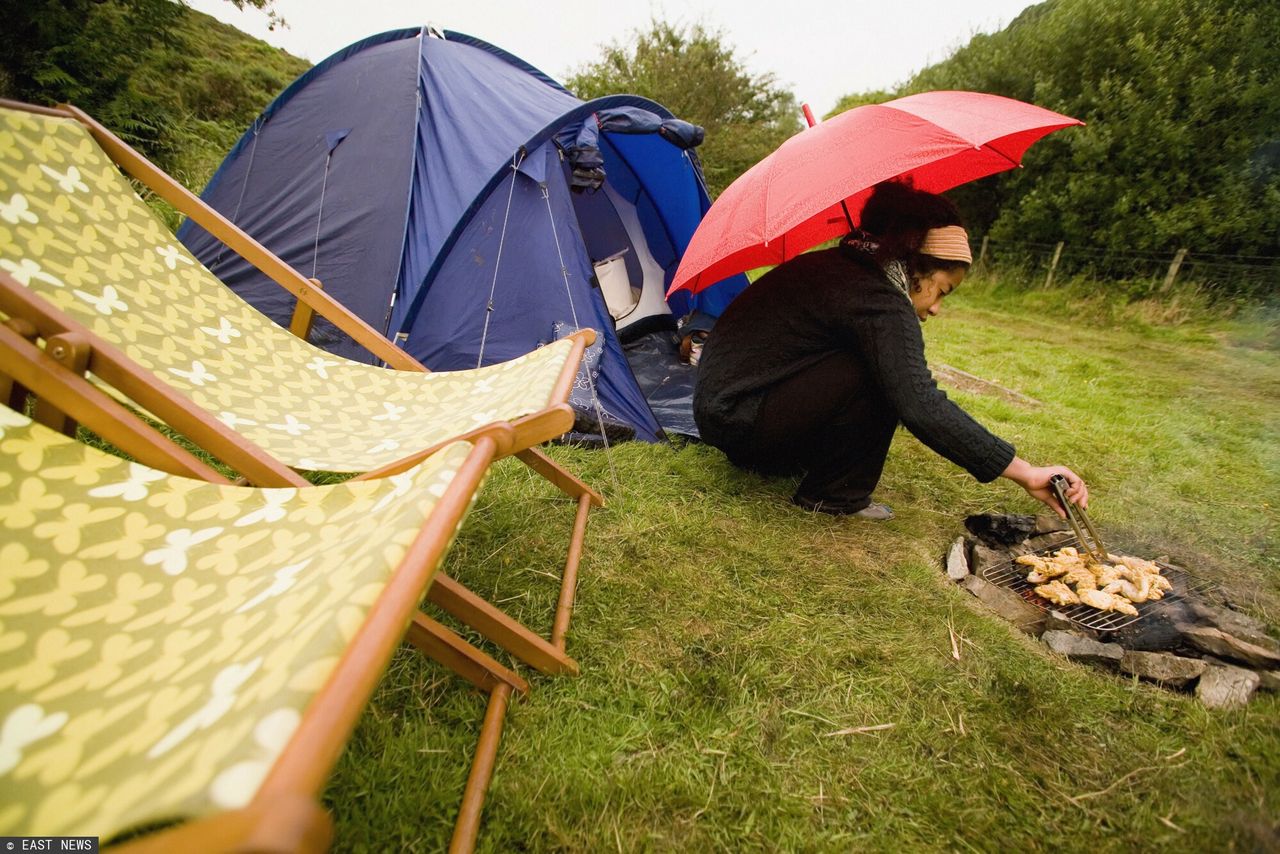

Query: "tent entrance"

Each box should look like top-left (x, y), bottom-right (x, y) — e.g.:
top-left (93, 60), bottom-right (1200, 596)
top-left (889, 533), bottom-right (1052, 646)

top-left (571, 181), bottom-right (675, 342)
top-left (569, 173), bottom-right (704, 439)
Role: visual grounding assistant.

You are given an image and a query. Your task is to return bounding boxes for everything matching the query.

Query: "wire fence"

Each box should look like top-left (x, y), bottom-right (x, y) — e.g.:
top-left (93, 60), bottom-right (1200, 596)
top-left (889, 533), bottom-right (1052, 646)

top-left (973, 238), bottom-right (1279, 301)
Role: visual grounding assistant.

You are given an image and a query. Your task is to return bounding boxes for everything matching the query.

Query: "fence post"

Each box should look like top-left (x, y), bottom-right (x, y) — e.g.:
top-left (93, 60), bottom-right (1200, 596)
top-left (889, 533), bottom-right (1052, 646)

top-left (1043, 241), bottom-right (1064, 289)
top-left (976, 235), bottom-right (989, 272)
top-left (1160, 248), bottom-right (1188, 292)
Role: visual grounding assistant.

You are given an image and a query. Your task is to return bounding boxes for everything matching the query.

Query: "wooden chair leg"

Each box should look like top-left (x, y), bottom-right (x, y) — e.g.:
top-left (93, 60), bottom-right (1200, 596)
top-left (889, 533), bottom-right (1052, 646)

top-left (449, 683), bottom-right (513, 854)
top-left (514, 448), bottom-right (601, 650)
top-left (426, 575), bottom-right (579, 676)
top-left (288, 277), bottom-right (324, 341)
top-left (552, 492), bottom-right (592, 649)
top-left (405, 614), bottom-right (521, 854)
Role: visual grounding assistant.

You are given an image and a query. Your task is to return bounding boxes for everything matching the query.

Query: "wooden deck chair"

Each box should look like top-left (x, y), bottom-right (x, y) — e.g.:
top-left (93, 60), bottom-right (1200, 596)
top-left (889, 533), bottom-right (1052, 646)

top-left (0, 386), bottom-right (519, 851)
top-left (0, 99), bottom-right (602, 674)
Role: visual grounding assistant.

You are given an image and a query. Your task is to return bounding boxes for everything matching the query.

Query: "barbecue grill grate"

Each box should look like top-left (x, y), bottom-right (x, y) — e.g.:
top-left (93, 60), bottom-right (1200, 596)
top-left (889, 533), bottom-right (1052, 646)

top-left (981, 537), bottom-right (1209, 632)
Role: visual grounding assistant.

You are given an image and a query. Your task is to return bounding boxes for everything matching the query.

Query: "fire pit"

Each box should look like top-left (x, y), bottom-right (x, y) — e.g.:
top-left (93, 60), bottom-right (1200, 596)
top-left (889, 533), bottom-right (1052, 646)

top-left (980, 535), bottom-right (1207, 633)
top-left (947, 514), bottom-right (1280, 709)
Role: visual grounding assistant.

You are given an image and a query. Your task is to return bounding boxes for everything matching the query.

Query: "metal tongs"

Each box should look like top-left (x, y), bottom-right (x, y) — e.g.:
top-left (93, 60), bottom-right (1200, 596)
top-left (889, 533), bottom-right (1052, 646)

top-left (1049, 474), bottom-right (1108, 563)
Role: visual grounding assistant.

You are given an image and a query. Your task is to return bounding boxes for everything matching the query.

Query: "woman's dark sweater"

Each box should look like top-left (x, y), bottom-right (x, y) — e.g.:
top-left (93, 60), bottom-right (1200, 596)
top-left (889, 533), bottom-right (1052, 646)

top-left (693, 245), bottom-right (1015, 483)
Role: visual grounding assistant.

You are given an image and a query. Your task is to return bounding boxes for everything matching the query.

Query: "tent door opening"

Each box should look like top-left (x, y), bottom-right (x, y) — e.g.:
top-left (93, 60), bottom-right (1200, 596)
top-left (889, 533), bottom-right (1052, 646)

top-left (571, 180), bottom-right (674, 339)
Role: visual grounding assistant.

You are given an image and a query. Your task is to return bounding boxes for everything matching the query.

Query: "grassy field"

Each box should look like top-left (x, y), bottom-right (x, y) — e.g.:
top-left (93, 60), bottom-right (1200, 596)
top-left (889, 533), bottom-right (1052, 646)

top-left (322, 280), bottom-right (1279, 851)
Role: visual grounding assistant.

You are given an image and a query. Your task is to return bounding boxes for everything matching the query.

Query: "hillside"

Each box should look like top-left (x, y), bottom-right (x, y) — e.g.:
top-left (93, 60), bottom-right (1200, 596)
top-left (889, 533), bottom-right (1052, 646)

top-left (138, 6), bottom-right (311, 189)
top-left (0, 1), bottom-right (309, 195)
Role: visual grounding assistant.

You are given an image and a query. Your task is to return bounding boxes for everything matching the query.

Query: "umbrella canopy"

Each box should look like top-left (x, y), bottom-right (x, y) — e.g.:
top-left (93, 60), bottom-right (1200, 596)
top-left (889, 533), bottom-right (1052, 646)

top-left (669, 91), bottom-right (1083, 295)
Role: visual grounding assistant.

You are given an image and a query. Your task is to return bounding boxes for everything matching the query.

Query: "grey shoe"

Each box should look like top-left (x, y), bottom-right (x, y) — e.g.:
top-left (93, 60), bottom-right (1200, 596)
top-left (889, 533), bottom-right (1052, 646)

top-left (793, 495), bottom-right (895, 520)
top-left (850, 502), bottom-right (894, 521)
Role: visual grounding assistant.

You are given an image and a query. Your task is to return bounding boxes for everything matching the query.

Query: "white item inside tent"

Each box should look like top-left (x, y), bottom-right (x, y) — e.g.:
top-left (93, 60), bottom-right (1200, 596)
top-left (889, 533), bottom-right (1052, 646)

top-left (603, 182), bottom-right (673, 333)
top-left (593, 251), bottom-right (638, 320)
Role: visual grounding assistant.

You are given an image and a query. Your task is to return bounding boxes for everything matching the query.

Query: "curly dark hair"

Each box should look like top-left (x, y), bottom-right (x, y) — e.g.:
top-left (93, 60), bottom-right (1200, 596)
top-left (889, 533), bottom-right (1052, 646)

top-left (856, 181), bottom-right (969, 277)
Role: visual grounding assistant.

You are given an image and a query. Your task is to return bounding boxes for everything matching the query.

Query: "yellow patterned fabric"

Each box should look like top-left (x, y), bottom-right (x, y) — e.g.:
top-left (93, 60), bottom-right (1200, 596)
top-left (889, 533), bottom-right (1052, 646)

top-left (0, 106), bottom-right (573, 472)
top-left (0, 406), bottom-right (479, 839)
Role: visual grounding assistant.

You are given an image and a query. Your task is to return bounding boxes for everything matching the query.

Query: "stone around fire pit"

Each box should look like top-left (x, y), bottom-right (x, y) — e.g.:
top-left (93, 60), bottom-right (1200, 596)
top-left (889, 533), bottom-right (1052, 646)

top-left (1260, 671), bottom-right (1280, 693)
top-left (960, 575), bottom-right (1046, 635)
top-left (1119, 650), bottom-right (1206, 688)
top-left (1035, 515), bottom-right (1070, 535)
top-left (1043, 609), bottom-right (1082, 634)
top-left (1178, 625), bottom-right (1280, 670)
top-left (946, 538), bottom-right (970, 581)
top-left (1196, 664), bottom-right (1260, 710)
top-left (1188, 602), bottom-right (1280, 653)
top-left (968, 542), bottom-right (1011, 575)
top-left (1023, 530), bottom-right (1075, 553)
top-left (1042, 630), bottom-right (1123, 666)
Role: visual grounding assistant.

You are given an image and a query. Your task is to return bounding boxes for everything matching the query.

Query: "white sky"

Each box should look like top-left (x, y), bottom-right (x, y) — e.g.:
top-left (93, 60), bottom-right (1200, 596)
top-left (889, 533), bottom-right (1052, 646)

top-left (185, 0), bottom-right (1036, 117)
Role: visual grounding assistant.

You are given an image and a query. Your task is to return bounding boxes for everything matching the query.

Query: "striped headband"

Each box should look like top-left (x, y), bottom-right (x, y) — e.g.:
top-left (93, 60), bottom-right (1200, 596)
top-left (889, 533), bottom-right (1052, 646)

top-left (920, 226), bottom-right (972, 264)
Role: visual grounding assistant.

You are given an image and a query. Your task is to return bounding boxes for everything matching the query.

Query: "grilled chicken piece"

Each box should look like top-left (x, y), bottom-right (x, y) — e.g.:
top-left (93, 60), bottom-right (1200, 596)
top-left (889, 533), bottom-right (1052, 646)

top-left (1019, 553), bottom-right (1069, 583)
top-left (1017, 547), bottom-right (1165, 616)
top-left (1077, 587), bottom-right (1139, 616)
top-left (1062, 565), bottom-right (1098, 591)
top-left (1093, 563), bottom-right (1123, 587)
top-left (1102, 577), bottom-right (1150, 604)
top-left (1034, 580), bottom-right (1081, 606)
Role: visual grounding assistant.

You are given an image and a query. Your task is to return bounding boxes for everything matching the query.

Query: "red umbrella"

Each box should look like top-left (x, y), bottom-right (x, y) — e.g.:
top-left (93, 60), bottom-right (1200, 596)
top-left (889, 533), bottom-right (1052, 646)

top-left (669, 91), bottom-right (1083, 295)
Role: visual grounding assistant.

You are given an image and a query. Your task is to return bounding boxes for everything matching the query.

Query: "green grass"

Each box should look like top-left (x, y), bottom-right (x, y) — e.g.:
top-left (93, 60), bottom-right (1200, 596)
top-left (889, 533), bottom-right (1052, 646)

top-left (320, 285), bottom-right (1279, 851)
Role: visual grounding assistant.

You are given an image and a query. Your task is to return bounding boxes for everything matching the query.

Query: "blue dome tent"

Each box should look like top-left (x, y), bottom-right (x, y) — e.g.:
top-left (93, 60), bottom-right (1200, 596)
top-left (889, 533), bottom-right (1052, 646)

top-left (179, 27), bottom-right (748, 442)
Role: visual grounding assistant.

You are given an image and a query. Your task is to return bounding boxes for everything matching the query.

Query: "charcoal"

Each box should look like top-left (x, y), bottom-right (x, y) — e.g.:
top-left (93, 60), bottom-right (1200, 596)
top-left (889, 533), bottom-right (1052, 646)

top-left (965, 513), bottom-right (1037, 547)
top-left (1109, 600), bottom-right (1195, 652)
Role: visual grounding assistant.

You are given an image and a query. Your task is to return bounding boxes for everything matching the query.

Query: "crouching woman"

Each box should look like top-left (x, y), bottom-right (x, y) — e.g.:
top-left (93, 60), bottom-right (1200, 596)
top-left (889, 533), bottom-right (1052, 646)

top-left (693, 182), bottom-right (1088, 520)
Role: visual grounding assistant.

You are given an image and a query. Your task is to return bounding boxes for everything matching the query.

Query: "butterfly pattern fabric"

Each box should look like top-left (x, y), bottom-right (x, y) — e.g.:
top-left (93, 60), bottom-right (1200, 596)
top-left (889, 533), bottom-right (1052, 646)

top-left (0, 406), bottom-right (478, 838)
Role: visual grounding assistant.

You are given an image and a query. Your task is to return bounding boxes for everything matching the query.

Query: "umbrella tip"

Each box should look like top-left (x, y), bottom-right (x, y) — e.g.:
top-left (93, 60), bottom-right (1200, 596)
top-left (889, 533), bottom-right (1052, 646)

top-left (802, 103), bottom-right (817, 128)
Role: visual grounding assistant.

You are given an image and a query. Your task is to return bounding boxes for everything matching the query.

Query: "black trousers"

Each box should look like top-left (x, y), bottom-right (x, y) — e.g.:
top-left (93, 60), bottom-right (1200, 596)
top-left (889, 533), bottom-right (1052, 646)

top-left (725, 351), bottom-right (898, 512)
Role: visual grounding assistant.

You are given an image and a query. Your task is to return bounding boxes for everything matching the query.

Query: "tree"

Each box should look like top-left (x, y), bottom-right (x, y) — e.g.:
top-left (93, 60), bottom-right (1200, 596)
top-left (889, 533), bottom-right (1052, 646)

top-left (566, 21), bottom-right (802, 196)
top-left (825, 89), bottom-right (894, 120)
top-left (901, 0), bottom-right (1280, 267)
top-left (1, 0), bottom-right (184, 148)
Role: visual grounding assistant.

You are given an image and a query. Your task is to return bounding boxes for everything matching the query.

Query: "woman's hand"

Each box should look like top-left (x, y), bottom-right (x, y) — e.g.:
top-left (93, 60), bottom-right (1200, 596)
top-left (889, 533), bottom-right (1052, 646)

top-left (1000, 456), bottom-right (1089, 518)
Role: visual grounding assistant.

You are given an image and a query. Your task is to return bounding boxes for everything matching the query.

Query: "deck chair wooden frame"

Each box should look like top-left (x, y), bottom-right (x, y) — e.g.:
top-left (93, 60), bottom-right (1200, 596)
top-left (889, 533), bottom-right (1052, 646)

top-left (0, 98), bottom-right (603, 671)
top-left (0, 331), bottom-right (529, 853)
